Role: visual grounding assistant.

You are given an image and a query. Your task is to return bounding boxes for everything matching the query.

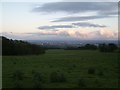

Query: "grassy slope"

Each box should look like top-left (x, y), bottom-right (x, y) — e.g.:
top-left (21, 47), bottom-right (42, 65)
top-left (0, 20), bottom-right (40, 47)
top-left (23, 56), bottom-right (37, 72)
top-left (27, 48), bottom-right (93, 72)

top-left (2, 50), bottom-right (118, 88)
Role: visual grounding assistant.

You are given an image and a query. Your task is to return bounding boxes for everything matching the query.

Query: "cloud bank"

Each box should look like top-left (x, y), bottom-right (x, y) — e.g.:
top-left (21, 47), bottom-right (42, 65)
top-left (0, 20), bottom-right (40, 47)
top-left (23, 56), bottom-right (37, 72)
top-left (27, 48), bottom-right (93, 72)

top-left (32, 2), bottom-right (118, 40)
top-left (72, 22), bottom-right (106, 28)
top-left (33, 2), bottom-right (117, 15)
top-left (38, 25), bottom-right (73, 30)
top-left (38, 22), bottom-right (106, 30)
top-left (52, 15), bottom-right (112, 22)
top-left (33, 2), bottom-right (117, 23)
top-left (2, 28), bottom-right (117, 40)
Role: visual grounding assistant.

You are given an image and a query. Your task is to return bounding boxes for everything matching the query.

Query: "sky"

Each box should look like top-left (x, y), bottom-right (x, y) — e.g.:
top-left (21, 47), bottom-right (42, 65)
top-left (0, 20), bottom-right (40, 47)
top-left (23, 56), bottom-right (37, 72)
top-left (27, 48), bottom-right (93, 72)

top-left (0, 0), bottom-right (119, 40)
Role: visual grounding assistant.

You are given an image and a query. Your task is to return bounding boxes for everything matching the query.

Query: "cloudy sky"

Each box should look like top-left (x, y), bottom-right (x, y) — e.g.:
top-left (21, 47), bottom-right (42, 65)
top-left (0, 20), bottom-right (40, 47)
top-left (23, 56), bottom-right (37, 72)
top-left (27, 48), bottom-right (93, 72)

top-left (0, 0), bottom-right (119, 40)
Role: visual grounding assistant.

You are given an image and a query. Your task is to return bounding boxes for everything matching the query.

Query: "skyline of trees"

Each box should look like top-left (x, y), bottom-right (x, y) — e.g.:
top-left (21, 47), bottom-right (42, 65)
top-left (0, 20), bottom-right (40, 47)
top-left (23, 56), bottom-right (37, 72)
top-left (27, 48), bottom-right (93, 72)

top-left (2, 36), bottom-right (45, 55)
top-left (1, 36), bottom-right (119, 56)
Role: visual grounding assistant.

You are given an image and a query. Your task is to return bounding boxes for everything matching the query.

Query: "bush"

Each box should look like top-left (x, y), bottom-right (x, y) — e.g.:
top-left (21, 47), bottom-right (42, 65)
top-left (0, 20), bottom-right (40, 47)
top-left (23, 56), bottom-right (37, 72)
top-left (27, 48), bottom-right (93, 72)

top-left (13, 62), bottom-right (16, 64)
top-left (12, 70), bottom-right (24, 80)
top-left (33, 71), bottom-right (43, 82)
top-left (49, 65), bottom-right (53, 68)
top-left (14, 81), bottom-right (23, 88)
top-left (60, 73), bottom-right (66, 82)
top-left (32, 71), bottom-right (43, 88)
top-left (94, 79), bottom-right (102, 87)
top-left (73, 64), bottom-right (76, 68)
top-left (32, 70), bottom-right (35, 74)
top-left (99, 43), bottom-right (118, 52)
top-left (33, 80), bottom-right (42, 88)
top-left (67, 71), bottom-right (71, 73)
top-left (78, 79), bottom-right (86, 88)
top-left (118, 47), bottom-right (120, 53)
top-left (88, 68), bottom-right (95, 74)
top-left (98, 71), bottom-right (104, 76)
top-left (50, 71), bottom-right (66, 83)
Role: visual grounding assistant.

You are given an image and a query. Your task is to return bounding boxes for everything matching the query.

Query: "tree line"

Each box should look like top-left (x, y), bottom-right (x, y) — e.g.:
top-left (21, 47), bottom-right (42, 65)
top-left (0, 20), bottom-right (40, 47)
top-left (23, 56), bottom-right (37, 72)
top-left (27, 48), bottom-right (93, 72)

top-left (1, 36), bottom-right (119, 55)
top-left (65, 43), bottom-right (119, 53)
top-left (2, 36), bottom-right (45, 55)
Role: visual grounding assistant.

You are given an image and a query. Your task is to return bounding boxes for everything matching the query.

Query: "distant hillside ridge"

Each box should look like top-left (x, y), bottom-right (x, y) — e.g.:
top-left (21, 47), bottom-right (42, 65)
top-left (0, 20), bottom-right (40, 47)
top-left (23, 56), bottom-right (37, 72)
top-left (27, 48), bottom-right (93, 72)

top-left (1, 36), bottom-right (45, 55)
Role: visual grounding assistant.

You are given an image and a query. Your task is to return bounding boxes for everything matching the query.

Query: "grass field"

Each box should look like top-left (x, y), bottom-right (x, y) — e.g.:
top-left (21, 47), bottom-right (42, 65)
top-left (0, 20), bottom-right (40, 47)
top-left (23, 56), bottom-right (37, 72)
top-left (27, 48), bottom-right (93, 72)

top-left (2, 50), bottom-right (119, 88)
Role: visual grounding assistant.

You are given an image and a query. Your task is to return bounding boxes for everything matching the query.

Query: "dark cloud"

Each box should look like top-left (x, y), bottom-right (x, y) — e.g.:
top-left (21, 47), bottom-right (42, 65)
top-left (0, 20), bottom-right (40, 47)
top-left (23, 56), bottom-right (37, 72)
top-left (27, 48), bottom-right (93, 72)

top-left (38, 22), bottom-right (106, 30)
top-left (38, 25), bottom-right (73, 30)
top-left (52, 15), bottom-right (110, 22)
top-left (33, 2), bottom-right (117, 15)
top-left (26, 32), bottom-right (57, 36)
top-left (72, 22), bottom-right (106, 28)
top-left (24, 31), bottom-right (70, 37)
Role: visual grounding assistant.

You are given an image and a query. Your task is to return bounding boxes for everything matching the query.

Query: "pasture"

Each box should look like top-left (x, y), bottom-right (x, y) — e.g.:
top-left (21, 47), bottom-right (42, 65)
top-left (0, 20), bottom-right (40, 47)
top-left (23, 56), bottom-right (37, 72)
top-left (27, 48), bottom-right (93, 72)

top-left (2, 50), bottom-right (118, 88)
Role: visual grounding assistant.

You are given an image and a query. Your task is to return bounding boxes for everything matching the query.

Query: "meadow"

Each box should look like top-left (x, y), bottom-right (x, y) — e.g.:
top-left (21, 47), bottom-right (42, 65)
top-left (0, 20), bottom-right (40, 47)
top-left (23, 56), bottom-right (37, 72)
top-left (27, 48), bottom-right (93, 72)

top-left (2, 50), bottom-right (119, 88)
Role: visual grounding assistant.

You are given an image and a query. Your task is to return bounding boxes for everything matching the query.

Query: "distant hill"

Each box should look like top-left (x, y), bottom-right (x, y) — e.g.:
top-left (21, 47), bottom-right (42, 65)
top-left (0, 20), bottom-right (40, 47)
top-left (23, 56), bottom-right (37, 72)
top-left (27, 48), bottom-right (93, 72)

top-left (1, 36), bottom-right (45, 56)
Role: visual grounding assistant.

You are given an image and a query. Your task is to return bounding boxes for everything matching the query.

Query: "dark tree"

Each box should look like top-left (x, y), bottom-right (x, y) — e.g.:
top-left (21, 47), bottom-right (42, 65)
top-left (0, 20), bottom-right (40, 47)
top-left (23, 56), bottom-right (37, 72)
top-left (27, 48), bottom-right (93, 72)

top-left (1, 36), bottom-right (45, 55)
top-left (99, 43), bottom-right (118, 52)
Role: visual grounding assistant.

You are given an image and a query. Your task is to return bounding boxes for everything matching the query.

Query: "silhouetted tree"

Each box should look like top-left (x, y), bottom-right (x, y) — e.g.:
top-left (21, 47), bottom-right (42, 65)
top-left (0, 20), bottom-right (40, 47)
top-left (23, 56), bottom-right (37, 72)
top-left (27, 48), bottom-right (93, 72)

top-left (65, 44), bottom-right (97, 50)
top-left (2, 36), bottom-right (45, 55)
top-left (99, 43), bottom-right (118, 52)
top-left (84, 44), bottom-right (97, 50)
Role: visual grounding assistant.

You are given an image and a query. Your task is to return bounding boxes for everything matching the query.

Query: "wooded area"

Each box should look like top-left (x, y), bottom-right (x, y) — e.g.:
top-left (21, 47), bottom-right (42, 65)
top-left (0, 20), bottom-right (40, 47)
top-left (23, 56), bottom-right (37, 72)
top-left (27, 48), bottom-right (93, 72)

top-left (2, 36), bottom-right (45, 55)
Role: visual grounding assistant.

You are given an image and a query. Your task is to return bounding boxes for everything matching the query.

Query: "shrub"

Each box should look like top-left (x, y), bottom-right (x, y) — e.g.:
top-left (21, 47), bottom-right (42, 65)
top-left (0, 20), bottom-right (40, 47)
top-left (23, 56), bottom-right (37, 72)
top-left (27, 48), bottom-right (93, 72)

top-left (12, 70), bottom-right (24, 80)
top-left (57, 70), bottom-right (60, 72)
top-left (60, 73), bottom-right (66, 82)
top-left (99, 43), bottom-right (118, 52)
top-left (73, 64), bottom-right (76, 68)
top-left (32, 70), bottom-right (35, 74)
top-left (88, 68), bottom-right (95, 74)
top-left (49, 65), bottom-right (53, 68)
top-left (94, 79), bottom-right (102, 87)
top-left (32, 71), bottom-right (43, 88)
top-left (118, 48), bottom-right (120, 53)
top-left (33, 71), bottom-right (43, 82)
top-left (78, 79), bottom-right (86, 88)
top-left (98, 71), bottom-right (104, 76)
top-left (13, 62), bottom-right (16, 64)
top-left (33, 80), bottom-right (42, 88)
top-left (14, 81), bottom-right (22, 88)
top-left (50, 72), bottom-right (58, 82)
top-left (50, 71), bottom-right (66, 83)
top-left (67, 71), bottom-right (71, 73)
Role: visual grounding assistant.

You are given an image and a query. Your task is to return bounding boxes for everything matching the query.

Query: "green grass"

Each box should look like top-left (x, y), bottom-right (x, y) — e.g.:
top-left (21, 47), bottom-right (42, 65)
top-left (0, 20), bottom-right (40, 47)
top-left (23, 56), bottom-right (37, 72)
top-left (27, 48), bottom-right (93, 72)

top-left (2, 50), bottom-right (119, 88)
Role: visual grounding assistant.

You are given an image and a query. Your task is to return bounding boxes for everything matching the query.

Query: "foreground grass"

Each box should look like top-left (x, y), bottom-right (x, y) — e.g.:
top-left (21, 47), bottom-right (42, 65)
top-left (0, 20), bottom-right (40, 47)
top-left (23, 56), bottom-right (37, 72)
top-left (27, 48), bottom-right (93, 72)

top-left (2, 50), bottom-right (118, 88)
